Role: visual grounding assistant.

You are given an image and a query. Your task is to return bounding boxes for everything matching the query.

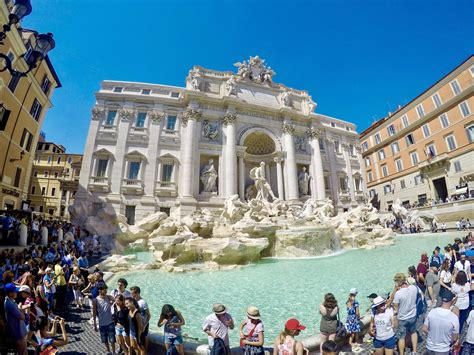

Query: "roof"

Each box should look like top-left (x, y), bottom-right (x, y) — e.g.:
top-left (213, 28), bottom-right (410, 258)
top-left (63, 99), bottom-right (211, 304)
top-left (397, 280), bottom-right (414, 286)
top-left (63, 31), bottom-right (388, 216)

top-left (359, 54), bottom-right (474, 138)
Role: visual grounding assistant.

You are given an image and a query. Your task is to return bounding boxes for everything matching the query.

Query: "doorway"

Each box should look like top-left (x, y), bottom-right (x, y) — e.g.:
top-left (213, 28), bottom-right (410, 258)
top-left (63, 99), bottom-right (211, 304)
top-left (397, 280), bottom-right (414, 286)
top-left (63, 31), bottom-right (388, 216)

top-left (125, 205), bottom-right (136, 225)
top-left (432, 177), bottom-right (448, 201)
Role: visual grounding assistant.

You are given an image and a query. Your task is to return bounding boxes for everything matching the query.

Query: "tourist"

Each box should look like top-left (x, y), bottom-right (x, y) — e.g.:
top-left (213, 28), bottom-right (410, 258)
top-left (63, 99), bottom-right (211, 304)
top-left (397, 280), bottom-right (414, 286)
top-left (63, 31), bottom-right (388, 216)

top-left (321, 340), bottom-right (339, 355)
top-left (29, 315), bottom-right (68, 352)
top-left (369, 296), bottom-right (396, 355)
top-left (273, 318), bottom-right (305, 355)
top-left (130, 285), bottom-right (151, 353)
top-left (42, 267), bottom-right (56, 315)
top-left (345, 288), bottom-right (361, 351)
top-left (239, 306), bottom-right (264, 355)
top-left (454, 253), bottom-right (471, 280)
top-left (92, 284), bottom-right (116, 354)
top-left (77, 252), bottom-right (89, 281)
top-left (18, 284), bottom-right (37, 329)
top-left (68, 266), bottom-right (84, 309)
top-left (158, 304), bottom-right (185, 355)
top-left (416, 253), bottom-right (429, 293)
top-left (366, 293), bottom-right (378, 312)
top-left (462, 309), bottom-right (474, 354)
top-left (126, 297), bottom-right (144, 355)
top-left (113, 294), bottom-right (130, 355)
top-left (391, 272), bottom-right (418, 355)
top-left (439, 258), bottom-right (453, 300)
top-left (451, 270), bottom-right (471, 332)
top-left (319, 293), bottom-right (338, 353)
top-left (444, 246), bottom-right (457, 272)
top-left (430, 247), bottom-right (443, 268)
top-left (4, 283), bottom-right (27, 355)
top-left (425, 263), bottom-right (440, 310)
top-left (202, 303), bottom-right (234, 353)
top-left (422, 291), bottom-right (459, 354)
top-left (111, 278), bottom-right (132, 298)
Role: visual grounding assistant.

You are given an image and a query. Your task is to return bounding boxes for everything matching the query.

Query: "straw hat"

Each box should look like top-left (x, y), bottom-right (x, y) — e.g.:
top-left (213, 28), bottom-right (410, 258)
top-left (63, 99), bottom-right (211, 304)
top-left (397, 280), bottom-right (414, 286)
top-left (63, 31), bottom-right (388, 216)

top-left (246, 306), bottom-right (261, 320)
top-left (212, 303), bottom-right (227, 315)
top-left (371, 296), bottom-right (386, 308)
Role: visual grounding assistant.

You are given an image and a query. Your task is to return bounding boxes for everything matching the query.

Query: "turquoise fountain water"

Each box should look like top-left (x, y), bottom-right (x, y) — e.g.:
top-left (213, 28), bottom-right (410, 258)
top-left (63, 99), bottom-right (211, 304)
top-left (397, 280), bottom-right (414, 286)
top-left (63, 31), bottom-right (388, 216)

top-left (110, 232), bottom-right (464, 345)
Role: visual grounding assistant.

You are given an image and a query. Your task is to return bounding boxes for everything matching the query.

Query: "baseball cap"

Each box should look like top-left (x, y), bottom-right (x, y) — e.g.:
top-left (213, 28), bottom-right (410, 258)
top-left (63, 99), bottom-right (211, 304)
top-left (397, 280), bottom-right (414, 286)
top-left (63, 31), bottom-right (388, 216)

top-left (349, 287), bottom-right (358, 295)
top-left (19, 285), bottom-right (31, 294)
top-left (367, 293), bottom-right (378, 299)
top-left (441, 291), bottom-right (454, 303)
top-left (5, 283), bottom-right (20, 294)
top-left (285, 318), bottom-right (306, 331)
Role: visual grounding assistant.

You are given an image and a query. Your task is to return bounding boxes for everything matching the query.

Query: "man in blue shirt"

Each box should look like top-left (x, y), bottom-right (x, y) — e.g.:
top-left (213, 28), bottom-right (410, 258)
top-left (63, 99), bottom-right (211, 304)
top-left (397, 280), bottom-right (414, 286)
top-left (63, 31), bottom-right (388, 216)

top-left (4, 283), bottom-right (27, 355)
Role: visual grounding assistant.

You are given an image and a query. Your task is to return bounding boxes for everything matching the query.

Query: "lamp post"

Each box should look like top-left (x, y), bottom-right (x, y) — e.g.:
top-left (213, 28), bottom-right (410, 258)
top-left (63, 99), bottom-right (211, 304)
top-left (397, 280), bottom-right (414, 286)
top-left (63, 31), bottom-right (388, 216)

top-left (0, 0), bottom-right (32, 43)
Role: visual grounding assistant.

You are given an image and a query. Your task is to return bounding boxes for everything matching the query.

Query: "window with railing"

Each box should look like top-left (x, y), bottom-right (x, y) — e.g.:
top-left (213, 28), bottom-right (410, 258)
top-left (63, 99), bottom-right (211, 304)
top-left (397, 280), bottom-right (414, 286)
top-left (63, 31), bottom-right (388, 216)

top-left (105, 110), bottom-right (117, 126)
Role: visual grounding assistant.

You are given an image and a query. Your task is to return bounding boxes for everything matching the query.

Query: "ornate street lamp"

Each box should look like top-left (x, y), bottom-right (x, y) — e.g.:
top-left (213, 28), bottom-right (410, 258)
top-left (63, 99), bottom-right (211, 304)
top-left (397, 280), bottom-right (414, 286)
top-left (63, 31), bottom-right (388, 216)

top-left (0, 0), bottom-right (32, 43)
top-left (0, 32), bottom-right (55, 77)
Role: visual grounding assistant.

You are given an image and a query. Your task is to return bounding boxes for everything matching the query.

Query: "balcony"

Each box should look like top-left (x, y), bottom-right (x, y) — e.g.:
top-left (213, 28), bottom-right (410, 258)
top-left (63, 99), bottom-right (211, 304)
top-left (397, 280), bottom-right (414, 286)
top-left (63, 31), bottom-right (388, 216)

top-left (338, 189), bottom-right (351, 202)
top-left (419, 153), bottom-right (450, 174)
top-left (155, 181), bottom-right (177, 197)
top-left (88, 176), bottom-right (111, 193)
top-left (121, 179), bottom-right (144, 195)
top-left (355, 190), bottom-right (366, 202)
top-left (97, 125), bottom-right (118, 143)
top-left (128, 127), bottom-right (149, 144)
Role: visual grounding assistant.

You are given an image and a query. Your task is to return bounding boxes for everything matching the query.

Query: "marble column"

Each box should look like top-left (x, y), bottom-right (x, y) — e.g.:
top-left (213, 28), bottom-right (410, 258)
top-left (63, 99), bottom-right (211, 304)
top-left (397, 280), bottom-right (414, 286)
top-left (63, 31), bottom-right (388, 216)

top-left (308, 129), bottom-right (326, 200)
top-left (223, 113), bottom-right (238, 197)
top-left (180, 109), bottom-right (201, 198)
top-left (282, 123), bottom-right (299, 201)
top-left (342, 142), bottom-right (356, 204)
top-left (265, 164), bottom-right (271, 185)
top-left (356, 146), bottom-right (368, 196)
top-left (274, 157), bottom-right (284, 199)
top-left (238, 152), bottom-right (245, 201)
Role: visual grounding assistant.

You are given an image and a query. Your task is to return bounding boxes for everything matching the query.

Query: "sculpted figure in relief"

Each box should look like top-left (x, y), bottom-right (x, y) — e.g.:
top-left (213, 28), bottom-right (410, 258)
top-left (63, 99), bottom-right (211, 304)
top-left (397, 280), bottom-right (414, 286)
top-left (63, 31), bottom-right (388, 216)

top-left (279, 90), bottom-right (292, 107)
top-left (225, 76), bottom-right (237, 96)
top-left (250, 162), bottom-right (277, 201)
top-left (202, 120), bottom-right (219, 140)
top-left (190, 74), bottom-right (200, 91)
top-left (298, 166), bottom-right (311, 196)
top-left (200, 159), bottom-right (218, 193)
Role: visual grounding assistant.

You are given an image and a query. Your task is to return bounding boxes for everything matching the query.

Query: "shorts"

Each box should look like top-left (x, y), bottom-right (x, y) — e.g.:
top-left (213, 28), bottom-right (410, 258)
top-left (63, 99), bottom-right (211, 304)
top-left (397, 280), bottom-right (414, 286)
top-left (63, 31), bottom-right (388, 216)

top-left (373, 335), bottom-right (396, 349)
top-left (99, 322), bottom-right (116, 344)
top-left (140, 324), bottom-right (149, 345)
top-left (396, 316), bottom-right (417, 339)
top-left (165, 335), bottom-right (184, 345)
top-left (116, 326), bottom-right (128, 337)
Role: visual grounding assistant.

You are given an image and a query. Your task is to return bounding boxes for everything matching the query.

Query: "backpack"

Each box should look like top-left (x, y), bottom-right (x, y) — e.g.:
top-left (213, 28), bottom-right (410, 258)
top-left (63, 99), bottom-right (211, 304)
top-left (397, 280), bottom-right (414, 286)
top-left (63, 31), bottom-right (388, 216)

top-left (415, 285), bottom-right (427, 316)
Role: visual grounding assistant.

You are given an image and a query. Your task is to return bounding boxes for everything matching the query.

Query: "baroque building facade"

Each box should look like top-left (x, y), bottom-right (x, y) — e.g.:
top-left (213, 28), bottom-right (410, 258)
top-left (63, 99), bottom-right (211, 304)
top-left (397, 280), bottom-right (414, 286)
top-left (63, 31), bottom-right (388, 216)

top-left (360, 55), bottom-right (473, 212)
top-left (78, 57), bottom-right (366, 223)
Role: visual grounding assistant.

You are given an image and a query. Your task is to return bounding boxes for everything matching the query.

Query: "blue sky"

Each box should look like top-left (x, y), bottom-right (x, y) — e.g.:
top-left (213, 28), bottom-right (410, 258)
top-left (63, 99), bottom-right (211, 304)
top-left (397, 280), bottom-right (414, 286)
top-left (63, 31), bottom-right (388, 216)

top-left (23, 0), bottom-right (472, 153)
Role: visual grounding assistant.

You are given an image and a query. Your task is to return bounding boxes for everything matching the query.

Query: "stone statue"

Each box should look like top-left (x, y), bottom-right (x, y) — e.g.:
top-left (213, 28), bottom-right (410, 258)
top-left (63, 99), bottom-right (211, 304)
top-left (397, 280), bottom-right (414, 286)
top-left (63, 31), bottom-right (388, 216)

top-left (225, 76), bottom-right (237, 96)
top-left (190, 74), bottom-right (200, 90)
top-left (249, 162), bottom-right (277, 201)
top-left (298, 166), bottom-right (311, 196)
top-left (234, 56), bottom-right (275, 83)
top-left (279, 90), bottom-right (292, 107)
top-left (202, 120), bottom-right (219, 140)
top-left (307, 96), bottom-right (317, 113)
top-left (200, 159), bottom-right (218, 193)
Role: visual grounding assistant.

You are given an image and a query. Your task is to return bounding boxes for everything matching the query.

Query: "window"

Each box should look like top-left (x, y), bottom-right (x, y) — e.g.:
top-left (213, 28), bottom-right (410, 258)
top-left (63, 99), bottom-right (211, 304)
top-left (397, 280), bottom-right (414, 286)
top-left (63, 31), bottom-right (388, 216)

top-left (23, 41), bottom-right (33, 63)
top-left (378, 149), bottom-right (385, 160)
top-left (30, 98), bottom-right (43, 121)
top-left (44, 171), bottom-right (48, 177)
top-left (39, 206), bottom-right (43, 213)
top-left (439, 114), bottom-right (450, 128)
top-left (382, 165), bottom-right (388, 177)
top-left (383, 184), bottom-right (391, 194)
top-left (67, 157), bottom-right (72, 164)
top-left (401, 115), bottom-right (409, 128)
top-left (391, 142), bottom-right (400, 154)
top-left (405, 133), bottom-right (415, 146)
top-left (410, 152), bottom-right (419, 166)
top-left (400, 180), bottom-right (406, 189)
top-left (96, 159), bottom-right (108, 177)
top-left (374, 133), bottom-right (381, 144)
top-left (161, 164), bottom-right (173, 182)
top-left (13, 167), bottom-right (21, 187)
top-left (330, 122), bottom-right (336, 127)
top-left (471, 66), bottom-right (474, 77)
top-left (432, 93), bottom-right (442, 108)
top-left (324, 175), bottom-right (330, 190)
top-left (19, 128), bottom-right (33, 151)
top-left (136, 112), bottom-right (146, 128)
top-left (361, 141), bottom-right (368, 151)
top-left (31, 185), bottom-right (36, 194)
top-left (54, 172), bottom-right (58, 178)
top-left (453, 161), bottom-right (462, 173)
top-left (339, 177), bottom-right (347, 191)
top-left (459, 101), bottom-right (471, 117)
top-left (345, 126), bottom-right (350, 131)
top-left (170, 92), bottom-right (180, 98)
top-left (128, 162), bottom-right (140, 180)
top-left (422, 124), bottom-right (431, 138)
top-left (33, 171), bottom-right (38, 177)
top-left (467, 124), bottom-right (474, 143)
top-left (125, 206), bottom-right (136, 225)
top-left (365, 157), bottom-right (371, 167)
top-left (105, 110), bottom-right (117, 126)
top-left (41, 187), bottom-right (46, 195)
top-left (166, 115), bottom-right (177, 130)
top-left (416, 104), bottom-right (425, 118)
top-left (45, 144), bottom-right (50, 151)
top-left (51, 188), bottom-right (56, 196)
top-left (142, 89), bottom-right (151, 95)
top-left (451, 80), bottom-right (461, 95)
top-left (47, 156), bottom-right (52, 164)
top-left (113, 87), bottom-right (123, 93)
top-left (8, 74), bottom-right (21, 93)
top-left (395, 159), bottom-right (403, 172)
top-left (367, 171), bottom-right (373, 182)
top-left (48, 209), bottom-right (54, 216)
top-left (445, 135), bottom-right (457, 151)
top-left (319, 139), bottom-right (325, 151)
top-left (387, 125), bottom-right (395, 136)
top-left (414, 175), bottom-right (424, 185)
top-left (426, 144), bottom-right (436, 158)
top-left (40, 75), bottom-right (51, 94)
top-left (334, 140), bottom-right (340, 154)
top-left (0, 106), bottom-right (11, 131)
top-left (57, 157), bottom-right (61, 164)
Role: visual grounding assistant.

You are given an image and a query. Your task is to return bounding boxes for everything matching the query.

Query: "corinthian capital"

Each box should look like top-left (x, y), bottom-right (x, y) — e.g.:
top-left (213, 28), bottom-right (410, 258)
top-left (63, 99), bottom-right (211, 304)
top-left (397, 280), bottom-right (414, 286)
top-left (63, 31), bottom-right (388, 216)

top-left (282, 123), bottom-right (295, 135)
top-left (222, 113), bottom-right (238, 126)
top-left (91, 106), bottom-right (106, 120)
top-left (307, 128), bottom-right (322, 140)
top-left (180, 108), bottom-right (202, 127)
top-left (148, 111), bottom-right (164, 124)
top-left (118, 109), bottom-right (136, 121)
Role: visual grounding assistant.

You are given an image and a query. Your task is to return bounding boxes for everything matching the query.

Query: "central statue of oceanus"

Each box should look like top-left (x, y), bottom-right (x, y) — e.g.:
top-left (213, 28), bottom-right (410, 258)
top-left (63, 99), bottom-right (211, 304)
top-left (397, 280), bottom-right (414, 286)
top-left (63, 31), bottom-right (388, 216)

top-left (249, 162), bottom-right (277, 202)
